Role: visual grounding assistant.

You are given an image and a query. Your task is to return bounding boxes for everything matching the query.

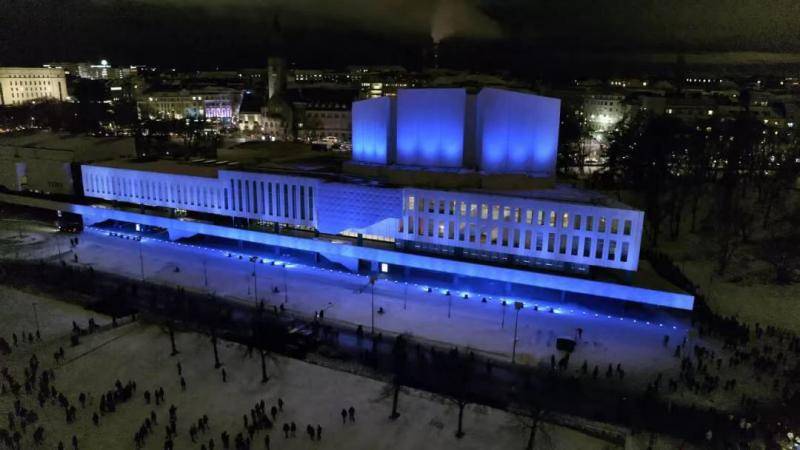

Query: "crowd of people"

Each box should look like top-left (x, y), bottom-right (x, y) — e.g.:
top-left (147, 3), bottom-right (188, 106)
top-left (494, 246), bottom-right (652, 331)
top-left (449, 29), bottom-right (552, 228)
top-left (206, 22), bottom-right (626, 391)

top-left (0, 310), bottom-right (365, 450)
top-left (2, 242), bottom-right (799, 449)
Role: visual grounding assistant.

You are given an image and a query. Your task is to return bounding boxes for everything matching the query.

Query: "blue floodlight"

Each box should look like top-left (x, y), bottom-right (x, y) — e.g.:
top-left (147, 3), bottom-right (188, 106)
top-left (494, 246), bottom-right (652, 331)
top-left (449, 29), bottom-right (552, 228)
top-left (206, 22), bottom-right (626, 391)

top-left (396, 88), bottom-right (465, 168)
top-left (352, 97), bottom-right (393, 164)
top-left (476, 88), bottom-right (561, 176)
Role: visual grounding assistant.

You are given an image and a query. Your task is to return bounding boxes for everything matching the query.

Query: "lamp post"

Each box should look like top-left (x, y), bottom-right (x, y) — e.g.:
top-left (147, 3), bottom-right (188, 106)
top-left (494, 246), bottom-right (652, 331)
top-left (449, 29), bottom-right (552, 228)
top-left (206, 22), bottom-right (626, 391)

top-left (282, 263), bottom-right (288, 303)
top-left (250, 256), bottom-right (258, 302)
top-left (369, 274), bottom-right (377, 335)
top-left (55, 234), bottom-right (63, 261)
top-left (32, 302), bottom-right (40, 338)
top-left (511, 301), bottom-right (524, 364)
top-left (138, 237), bottom-right (145, 281)
top-left (203, 259), bottom-right (208, 289)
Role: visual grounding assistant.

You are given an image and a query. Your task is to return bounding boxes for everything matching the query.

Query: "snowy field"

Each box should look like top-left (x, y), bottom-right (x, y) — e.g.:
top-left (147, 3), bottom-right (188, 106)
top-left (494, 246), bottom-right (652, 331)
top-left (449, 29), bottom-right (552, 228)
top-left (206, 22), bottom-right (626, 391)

top-left (64, 228), bottom-right (690, 390)
top-left (660, 230), bottom-right (800, 332)
top-left (0, 285), bottom-right (625, 450)
top-left (0, 218), bottom-right (792, 414)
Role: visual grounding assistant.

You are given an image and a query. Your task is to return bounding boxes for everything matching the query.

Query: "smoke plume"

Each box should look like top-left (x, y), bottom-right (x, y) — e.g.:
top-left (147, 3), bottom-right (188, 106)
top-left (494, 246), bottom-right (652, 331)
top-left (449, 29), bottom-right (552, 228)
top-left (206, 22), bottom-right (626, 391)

top-left (431, 0), bottom-right (503, 43)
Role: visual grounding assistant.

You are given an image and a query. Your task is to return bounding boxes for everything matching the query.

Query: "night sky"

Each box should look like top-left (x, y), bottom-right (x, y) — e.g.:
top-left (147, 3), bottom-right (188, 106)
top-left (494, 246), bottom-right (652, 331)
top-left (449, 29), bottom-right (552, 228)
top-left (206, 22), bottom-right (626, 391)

top-left (2, 0), bottom-right (800, 73)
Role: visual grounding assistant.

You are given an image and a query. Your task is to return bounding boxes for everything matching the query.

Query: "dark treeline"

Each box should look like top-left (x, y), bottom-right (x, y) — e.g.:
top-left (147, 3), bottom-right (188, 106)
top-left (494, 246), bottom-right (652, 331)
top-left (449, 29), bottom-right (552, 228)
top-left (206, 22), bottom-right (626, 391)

top-left (562, 109), bottom-right (800, 283)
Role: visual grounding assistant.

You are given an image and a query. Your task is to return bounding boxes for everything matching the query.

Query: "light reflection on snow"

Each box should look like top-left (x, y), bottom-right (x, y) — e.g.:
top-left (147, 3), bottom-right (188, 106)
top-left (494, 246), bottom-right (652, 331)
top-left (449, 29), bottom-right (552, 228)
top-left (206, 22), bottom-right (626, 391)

top-left (86, 226), bottom-right (684, 333)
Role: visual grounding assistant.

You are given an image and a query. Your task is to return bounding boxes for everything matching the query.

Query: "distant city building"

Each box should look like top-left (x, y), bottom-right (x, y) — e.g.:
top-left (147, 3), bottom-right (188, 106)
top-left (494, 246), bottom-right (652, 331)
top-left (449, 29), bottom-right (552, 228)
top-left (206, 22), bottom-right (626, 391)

top-left (292, 69), bottom-right (349, 84)
top-left (0, 67), bottom-right (68, 106)
top-left (583, 93), bottom-right (627, 132)
top-left (298, 101), bottom-right (352, 143)
top-left (137, 88), bottom-right (242, 123)
top-left (359, 80), bottom-right (410, 99)
top-left (44, 60), bottom-right (138, 80)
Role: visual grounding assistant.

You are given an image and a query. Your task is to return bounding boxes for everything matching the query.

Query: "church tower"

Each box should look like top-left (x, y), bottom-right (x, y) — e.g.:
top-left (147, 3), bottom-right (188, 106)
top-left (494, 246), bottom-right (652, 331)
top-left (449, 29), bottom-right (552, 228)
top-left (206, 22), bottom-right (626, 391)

top-left (267, 14), bottom-right (287, 100)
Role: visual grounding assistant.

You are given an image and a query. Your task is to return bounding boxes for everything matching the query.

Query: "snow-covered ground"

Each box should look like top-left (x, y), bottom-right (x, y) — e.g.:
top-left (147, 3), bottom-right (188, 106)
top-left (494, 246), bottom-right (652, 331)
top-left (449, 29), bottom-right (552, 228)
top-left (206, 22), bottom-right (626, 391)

top-left (0, 285), bottom-right (629, 450)
top-left (1, 218), bottom-right (792, 416)
top-left (660, 230), bottom-right (800, 332)
top-left (64, 228), bottom-right (690, 389)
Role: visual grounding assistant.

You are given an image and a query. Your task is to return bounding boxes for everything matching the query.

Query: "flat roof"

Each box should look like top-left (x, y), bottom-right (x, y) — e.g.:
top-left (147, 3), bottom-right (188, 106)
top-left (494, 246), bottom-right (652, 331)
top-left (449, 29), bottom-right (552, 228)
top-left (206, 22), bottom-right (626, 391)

top-left (89, 158), bottom-right (635, 210)
top-left (477, 184), bottom-right (635, 210)
top-left (0, 132), bottom-right (136, 161)
top-left (91, 159), bottom-right (222, 179)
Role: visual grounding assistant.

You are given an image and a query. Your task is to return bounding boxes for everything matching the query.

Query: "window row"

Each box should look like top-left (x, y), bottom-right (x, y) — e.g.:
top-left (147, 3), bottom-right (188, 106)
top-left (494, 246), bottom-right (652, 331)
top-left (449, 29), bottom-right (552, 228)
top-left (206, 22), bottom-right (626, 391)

top-left (84, 174), bottom-right (227, 210)
top-left (84, 173), bottom-right (317, 225)
top-left (399, 217), bottom-right (631, 262)
top-left (406, 195), bottom-right (632, 235)
top-left (228, 178), bottom-right (315, 223)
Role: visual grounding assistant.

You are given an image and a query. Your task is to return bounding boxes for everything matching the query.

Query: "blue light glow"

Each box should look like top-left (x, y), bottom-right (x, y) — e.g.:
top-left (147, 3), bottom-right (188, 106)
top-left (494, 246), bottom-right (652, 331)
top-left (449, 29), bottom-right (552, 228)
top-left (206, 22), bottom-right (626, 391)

top-left (352, 97), bottom-right (393, 164)
top-left (41, 199), bottom-right (691, 310)
top-left (83, 226), bottom-right (691, 332)
top-left (396, 88), bottom-right (465, 168)
top-left (476, 88), bottom-right (561, 175)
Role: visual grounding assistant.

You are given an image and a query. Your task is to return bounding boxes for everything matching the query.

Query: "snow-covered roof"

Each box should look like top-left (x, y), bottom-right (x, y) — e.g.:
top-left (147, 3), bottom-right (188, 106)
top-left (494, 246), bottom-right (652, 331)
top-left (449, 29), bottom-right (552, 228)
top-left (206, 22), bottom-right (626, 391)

top-left (0, 132), bottom-right (136, 162)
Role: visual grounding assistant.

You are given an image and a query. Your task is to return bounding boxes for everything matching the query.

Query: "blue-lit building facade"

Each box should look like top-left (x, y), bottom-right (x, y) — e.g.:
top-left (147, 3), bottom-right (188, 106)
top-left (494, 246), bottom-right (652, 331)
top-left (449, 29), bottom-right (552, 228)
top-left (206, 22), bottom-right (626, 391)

top-left (80, 163), bottom-right (643, 273)
top-left (0, 87), bottom-right (691, 311)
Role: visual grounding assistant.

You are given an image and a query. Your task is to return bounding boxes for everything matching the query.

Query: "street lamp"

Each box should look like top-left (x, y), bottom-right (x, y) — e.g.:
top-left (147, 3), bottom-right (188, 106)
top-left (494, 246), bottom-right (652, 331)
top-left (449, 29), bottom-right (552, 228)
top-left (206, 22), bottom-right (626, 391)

top-left (138, 237), bottom-right (145, 281)
top-left (282, 262), bottom-right (288, 303)
top-left (55, 233), bottom-right (63, 261)
top-left (203, 259), bottom-right (208, 289)
top-left (249, 256), bottom-right (259, 303)
top-left (32, 302), bottom-right (40, 339)
top-left (511, 301), bottom-right (524, 364)
top-left (369, 274), bottom-right (377, 334)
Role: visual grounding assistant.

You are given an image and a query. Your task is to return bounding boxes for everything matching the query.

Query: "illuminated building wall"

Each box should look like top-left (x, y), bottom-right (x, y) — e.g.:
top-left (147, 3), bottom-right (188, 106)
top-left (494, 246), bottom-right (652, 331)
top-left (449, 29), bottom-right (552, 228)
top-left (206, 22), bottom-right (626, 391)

top-left (80, 163), bottom-right (643, 273)
top-left (400, 188), bottom-right (643, 272)
top-left (82, 166), bottom-right (319, 229)
top-left (0, 67), bottom-right (68, 106)
top-left (395, 88), bottom-right (466, 168)
top-left (351, 87), bottom-right (561, 176)
top-left (0, 190), bottom-right (692, 310)
top-left (352, 96), bottom-right (394, 164)
top-left (476, 88), bottom-right (560, 176)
